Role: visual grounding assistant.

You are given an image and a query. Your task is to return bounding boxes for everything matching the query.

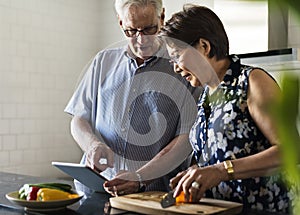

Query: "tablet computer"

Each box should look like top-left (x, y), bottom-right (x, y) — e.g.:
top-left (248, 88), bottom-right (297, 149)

top-left (52, 161), bottom-right (108, 192)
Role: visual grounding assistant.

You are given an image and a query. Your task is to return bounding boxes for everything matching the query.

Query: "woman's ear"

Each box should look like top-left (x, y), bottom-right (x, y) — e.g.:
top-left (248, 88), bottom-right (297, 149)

top-left (199, 38), bottom-right (211, 57)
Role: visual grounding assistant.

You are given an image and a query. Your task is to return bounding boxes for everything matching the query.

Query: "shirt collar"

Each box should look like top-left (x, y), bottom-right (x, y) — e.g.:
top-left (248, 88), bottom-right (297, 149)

top-left (124, 41), bottom-right (169, 66)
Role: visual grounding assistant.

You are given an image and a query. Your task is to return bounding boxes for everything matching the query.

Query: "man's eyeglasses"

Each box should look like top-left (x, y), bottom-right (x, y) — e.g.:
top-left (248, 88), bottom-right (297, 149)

top-left (123, 25), bottom-right (158, 37)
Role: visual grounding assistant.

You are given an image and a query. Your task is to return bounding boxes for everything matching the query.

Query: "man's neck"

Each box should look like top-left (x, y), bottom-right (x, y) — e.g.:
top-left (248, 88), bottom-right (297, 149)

top-left (136, 58), bottom-right (144, 66)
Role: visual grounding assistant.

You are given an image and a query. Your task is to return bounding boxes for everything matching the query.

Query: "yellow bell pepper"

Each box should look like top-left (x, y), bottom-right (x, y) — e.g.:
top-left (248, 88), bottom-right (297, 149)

top-left (36, 188), bottom-right (79, 201)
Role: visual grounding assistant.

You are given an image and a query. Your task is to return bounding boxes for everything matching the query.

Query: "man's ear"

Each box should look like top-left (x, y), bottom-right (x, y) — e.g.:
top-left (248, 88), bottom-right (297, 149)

top-left (199, 38), bottom-right (211, 56)
top-left (119, 19), bottom-right (123, 28)
top-left (160, 8), bottom-right (165, 25)
top-left (117, 14), bottom-right (123, 28)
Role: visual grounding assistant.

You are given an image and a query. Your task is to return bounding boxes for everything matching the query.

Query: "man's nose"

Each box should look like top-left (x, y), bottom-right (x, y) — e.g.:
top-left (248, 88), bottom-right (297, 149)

top-left (136, 31), bottom-right (148, 39)
top-left (136, 32), bottom-right (148, 42)
top-left (136, 30), bottom-right (144, 37)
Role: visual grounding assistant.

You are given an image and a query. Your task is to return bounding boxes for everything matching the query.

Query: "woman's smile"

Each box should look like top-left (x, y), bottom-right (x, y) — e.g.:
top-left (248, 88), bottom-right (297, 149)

top-left (183, 73), bottom-right (192, 81)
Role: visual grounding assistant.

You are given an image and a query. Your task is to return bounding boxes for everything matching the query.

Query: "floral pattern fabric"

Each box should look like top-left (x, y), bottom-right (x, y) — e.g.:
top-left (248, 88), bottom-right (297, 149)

top-left (189, 55), bottom-right (290, 213)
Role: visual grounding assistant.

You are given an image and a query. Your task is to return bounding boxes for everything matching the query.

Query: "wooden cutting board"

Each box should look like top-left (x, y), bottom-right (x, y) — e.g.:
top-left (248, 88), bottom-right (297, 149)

top-left (109, 191), bottom-right (243, 215)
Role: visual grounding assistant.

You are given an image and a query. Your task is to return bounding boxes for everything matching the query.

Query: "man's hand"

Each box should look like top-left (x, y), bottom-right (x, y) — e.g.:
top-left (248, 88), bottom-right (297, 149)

top-left (85, 142), bottom-right (114, 172)
top-left (103, 171), bottom-right (140, 196)
top-left (70, 116), bottom-right (115, 172)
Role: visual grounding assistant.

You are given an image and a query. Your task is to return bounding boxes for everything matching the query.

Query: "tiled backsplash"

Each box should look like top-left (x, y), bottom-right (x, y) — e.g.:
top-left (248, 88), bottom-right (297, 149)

top-left (288, 9), bottom-right (300, 48)
top-left (0, 0), bottom-right (122, 178)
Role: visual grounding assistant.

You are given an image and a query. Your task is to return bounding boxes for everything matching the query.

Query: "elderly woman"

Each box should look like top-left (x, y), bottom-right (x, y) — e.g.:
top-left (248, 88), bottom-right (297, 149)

top-left (160, 4), bottom-right (291, 213)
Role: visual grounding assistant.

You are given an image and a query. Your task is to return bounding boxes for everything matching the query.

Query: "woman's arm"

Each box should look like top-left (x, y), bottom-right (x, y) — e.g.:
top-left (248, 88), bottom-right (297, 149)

top-left (231, 69), bottom-right (282, 178)
top-left (219, 69), bottom-right (282, 180)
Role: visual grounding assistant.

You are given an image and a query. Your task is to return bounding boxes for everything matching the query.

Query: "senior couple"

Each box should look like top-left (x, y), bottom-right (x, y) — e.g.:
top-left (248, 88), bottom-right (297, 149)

top-left (65, 0), bottom-right (291, 213)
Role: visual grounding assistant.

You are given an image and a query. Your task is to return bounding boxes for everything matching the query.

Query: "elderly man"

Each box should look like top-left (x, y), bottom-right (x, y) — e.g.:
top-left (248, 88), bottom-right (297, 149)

top-left (65, 0), bottom-right (199, 196)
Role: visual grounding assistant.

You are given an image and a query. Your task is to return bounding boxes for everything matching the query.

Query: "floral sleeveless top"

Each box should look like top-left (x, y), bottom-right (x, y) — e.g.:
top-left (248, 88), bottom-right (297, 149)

top-left (189, 55), bottom-right (290, 213)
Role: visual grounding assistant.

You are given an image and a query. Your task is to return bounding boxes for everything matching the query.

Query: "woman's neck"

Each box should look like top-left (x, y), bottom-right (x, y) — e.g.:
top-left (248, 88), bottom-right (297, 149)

top-left (215, 58), bottom-right (230, 80)
top-left (207, 57), bottom-right (230, 93)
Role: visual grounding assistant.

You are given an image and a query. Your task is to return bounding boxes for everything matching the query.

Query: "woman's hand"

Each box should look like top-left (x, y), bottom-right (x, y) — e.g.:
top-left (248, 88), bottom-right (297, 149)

top-left (169, 169), bottom-right (188, 190)
top-left (173, 164), bottom-right (225, 202)
top-left (103, 171), bottom-right (140, 196)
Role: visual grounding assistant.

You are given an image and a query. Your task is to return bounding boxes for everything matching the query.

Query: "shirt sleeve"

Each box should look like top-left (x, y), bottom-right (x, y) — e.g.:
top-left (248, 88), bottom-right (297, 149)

top-left (64, 54), bottom-right (100, 122)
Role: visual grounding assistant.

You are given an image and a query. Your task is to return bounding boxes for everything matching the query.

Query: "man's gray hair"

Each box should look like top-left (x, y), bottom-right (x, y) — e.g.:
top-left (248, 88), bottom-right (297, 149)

top-left (115, 0), bottom-right (163, 19)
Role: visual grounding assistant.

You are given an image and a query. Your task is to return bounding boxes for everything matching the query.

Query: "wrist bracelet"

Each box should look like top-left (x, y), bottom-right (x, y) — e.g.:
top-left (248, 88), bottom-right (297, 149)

top-left (223, 160), bottom-right (234, 180)
top-left (135, 172), bottom-right (146, 192)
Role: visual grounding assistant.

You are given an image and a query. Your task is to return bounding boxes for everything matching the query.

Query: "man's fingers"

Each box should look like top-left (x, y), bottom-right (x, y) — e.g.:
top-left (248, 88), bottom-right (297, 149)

top-left (93, 163), bottom-right (111, 172)
top-left (106, 152), bottom-right (114, 168)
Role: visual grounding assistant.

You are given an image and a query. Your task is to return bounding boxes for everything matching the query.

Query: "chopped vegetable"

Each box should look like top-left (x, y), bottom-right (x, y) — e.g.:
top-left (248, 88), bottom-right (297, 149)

top-left (176, 191), bottom-right (192, 203)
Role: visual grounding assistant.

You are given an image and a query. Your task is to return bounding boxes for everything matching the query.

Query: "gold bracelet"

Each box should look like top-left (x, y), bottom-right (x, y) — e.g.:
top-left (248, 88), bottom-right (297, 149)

top-left (223, 160), bottom-right (234, 180)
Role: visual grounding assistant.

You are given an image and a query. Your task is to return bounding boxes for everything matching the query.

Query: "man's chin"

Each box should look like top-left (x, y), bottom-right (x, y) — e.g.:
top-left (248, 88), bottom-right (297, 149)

top-left (136, 52), bottom-right (154, 60)
top-left (136, 47), bottom-right (157, 57)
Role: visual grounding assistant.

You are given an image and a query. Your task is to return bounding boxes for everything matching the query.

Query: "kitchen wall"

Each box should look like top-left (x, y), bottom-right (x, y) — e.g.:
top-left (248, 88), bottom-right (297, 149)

top-left (165, 0), bottom-right (267, 54)
top-left (288, 9), bottom-right (300, 48)
top-left (0, 0), bottom-right (299, 178)
top-left (0, 0), bottom-right (122, 178)
top-left (164, 0), bottom-right (300, 53)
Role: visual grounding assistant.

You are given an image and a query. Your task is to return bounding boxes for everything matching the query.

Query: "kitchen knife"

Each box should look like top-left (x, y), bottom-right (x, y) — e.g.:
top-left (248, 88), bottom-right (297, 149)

top-left (161, 190), bottom-right (187, 208)
top-left (160, 191), bottom-right (176, 208)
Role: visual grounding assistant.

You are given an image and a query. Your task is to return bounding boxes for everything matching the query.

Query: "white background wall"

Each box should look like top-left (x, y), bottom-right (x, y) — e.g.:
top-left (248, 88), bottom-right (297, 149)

top-left (163, 0), bottom-right (269, 54)
top-left (0, 0), bottom-right (122, 177)
top-left (0, 0), bottom-right (299, 178)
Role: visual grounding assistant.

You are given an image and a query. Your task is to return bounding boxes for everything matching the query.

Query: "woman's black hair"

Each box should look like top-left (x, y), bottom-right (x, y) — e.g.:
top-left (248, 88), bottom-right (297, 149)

top-left (160, 4), bottom-right (229, 60)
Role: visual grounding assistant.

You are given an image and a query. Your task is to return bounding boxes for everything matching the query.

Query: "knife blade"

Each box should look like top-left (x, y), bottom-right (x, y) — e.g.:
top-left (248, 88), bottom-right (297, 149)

top-left (160, 191), bottom-right (176, 208)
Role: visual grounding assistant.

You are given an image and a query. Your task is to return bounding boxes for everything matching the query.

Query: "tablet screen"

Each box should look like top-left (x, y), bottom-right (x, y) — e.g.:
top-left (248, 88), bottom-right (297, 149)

top-left (52, 161), bottom-right (108, 192)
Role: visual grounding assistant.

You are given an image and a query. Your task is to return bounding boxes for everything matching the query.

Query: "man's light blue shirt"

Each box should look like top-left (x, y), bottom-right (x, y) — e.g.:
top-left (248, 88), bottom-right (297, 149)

top-left (65, 45), bottom-right (199, 191)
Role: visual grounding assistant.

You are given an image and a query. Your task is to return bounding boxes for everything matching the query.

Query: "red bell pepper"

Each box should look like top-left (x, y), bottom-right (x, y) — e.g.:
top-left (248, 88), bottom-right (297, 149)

top-left (26, 186), bottom-right (40, 201)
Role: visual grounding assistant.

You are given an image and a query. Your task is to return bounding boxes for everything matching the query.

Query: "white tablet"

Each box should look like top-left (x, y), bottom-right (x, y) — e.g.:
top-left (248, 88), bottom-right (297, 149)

top-left (52, 161), bottom-right (108, 193)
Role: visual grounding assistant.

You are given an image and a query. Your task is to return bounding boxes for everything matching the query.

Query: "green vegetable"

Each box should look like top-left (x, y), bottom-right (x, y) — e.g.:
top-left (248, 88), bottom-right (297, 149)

top-left (19, 191), bottom-right (26, 200)
top-left (27, 183), bottom-right (72, 192)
